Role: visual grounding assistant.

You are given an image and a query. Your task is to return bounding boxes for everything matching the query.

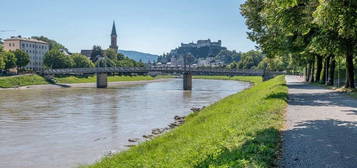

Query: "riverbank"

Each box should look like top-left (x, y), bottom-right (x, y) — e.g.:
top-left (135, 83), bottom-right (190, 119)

top-left (85, 75), bottom-right (287, 168)
top-left (0, 74), bottom-right (48, 88)
top-left (0, 78), bottom-right (171, 90)
top-left (0, 74), bottom-right (172, 89)
top-left (55, 75), bottom-right (155, 84)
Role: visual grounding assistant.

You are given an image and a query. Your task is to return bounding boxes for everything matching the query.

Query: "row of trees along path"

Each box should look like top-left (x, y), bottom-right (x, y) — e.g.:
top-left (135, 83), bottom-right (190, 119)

top-left (241, 0), bottom-right (357, 88)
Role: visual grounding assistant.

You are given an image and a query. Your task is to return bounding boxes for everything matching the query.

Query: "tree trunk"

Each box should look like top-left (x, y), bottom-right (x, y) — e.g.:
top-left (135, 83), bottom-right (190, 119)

top-left (305, 65), bottom-right (309, 82)
top-left (315, 55), bottom-right (323, 82)
top-left (309, 56), bottom-right (315, 83)
top-left (345, 39), bottom-right (355, 88)
top-left (328, 55), bottom-right (336, 86)
top-left (322, 56), bottom-right (330, 84)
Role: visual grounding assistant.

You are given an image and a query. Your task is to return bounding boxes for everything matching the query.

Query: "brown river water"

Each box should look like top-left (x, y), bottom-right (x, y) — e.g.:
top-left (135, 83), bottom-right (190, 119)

top-left (0, 79), bottom-right (249, 168)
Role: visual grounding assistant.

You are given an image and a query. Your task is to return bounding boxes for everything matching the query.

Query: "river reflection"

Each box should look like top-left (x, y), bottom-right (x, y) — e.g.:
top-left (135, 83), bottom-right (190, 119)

top-left (0, 79), bottom-right (249, 168)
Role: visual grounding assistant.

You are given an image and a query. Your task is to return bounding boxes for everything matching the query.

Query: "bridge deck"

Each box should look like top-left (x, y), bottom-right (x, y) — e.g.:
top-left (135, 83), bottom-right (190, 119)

top-left (41, 67), bottom-right (281, 76)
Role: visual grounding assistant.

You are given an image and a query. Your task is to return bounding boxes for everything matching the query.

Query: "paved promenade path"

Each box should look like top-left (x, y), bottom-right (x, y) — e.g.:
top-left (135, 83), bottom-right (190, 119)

top-left (281, 76), bottom-right (357, 168)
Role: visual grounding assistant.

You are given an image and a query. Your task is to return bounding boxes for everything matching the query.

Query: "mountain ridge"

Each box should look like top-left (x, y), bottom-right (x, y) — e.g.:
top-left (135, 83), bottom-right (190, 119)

top-left (119, 50), bottom-right (158, 63)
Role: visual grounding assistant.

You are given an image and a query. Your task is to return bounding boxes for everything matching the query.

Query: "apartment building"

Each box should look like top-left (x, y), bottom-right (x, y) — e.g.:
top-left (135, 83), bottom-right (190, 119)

top-left (3, 36), bottom-right (49, 71)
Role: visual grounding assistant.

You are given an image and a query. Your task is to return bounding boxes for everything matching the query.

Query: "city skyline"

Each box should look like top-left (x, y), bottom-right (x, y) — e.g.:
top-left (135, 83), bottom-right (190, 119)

top-left (0, 0), bottom-right (255, 55)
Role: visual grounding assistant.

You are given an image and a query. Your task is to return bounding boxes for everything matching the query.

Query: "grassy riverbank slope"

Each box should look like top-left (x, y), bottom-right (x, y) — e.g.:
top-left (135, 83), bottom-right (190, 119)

top-left (0, 75), bottom-right (49, 88)
top-left (86, 75), bottom-right (287, 168)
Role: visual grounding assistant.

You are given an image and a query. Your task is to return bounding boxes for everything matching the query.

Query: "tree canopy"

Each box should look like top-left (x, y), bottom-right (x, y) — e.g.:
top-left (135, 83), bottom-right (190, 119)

top-left (4, 52), bottom-right (17, 70)
top-left (72, 53), bottom-right (95, 68)
top-left (13, 49), bottom-right (30, 68)
top-left (241, 0), bottom-right (357, 88)
top-left (32, 36), bottom-right (69, 52)
top-left (44, 49), bottom-right (74, 69)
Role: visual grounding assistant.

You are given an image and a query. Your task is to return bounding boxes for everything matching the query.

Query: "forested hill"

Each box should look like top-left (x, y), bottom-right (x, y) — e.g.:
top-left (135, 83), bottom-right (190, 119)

top-left (119, 50), bottom-right (158, 63)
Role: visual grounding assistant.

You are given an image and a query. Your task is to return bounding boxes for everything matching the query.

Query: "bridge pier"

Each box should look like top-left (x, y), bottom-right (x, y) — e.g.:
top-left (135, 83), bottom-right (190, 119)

top-left (96, 73), bottom-right (108, 88)
top-left (183, 72), bottom-right (192, 90)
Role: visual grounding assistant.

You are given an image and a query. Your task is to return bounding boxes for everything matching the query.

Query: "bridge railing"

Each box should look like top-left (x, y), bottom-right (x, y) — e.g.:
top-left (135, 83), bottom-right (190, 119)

top-left (41, 67), bottom-right (283, 76)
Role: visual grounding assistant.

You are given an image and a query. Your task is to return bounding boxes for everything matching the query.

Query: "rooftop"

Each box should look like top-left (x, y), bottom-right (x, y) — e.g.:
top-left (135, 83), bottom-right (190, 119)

top-left (4, 36), bottom-right (48, 44)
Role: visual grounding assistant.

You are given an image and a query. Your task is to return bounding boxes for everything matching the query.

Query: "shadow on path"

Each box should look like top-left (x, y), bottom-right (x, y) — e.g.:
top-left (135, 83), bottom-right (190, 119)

top-left (281, 120), bottom-right (357, 168)
top-left (287, 82), bottom-right (357, 108)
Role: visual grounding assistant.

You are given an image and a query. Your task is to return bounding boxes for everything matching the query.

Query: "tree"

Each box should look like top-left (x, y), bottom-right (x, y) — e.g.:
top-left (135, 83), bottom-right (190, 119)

top-left (90, 45), bottom-right (103, 62)
top-left (237, 50), bottom-right (264, 69)
top-left (105, 48), bottom-right (118, 60)
top-left (44, 49), bottom-right (74, 69)
top-left (0, 52), bottom-right (6, 70)
top-left (12, 49), bottom-right (30, 69)
top-left (72, 53), bottom-right (95, 68)
top-left (313, 0), bottom-right (357, 88)
top-left (4, 52), bottom-right (17, 69)
top-left (32, 36), bottom-right (68, 51)
top-left (117, 53), bottom-right (125, 60)
top-left (96, 56), bottom-right (116, 67)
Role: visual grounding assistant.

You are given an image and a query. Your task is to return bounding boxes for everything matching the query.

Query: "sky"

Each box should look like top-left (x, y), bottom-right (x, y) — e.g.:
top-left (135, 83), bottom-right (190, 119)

top-left (0, 0), bottom-right (256, 55)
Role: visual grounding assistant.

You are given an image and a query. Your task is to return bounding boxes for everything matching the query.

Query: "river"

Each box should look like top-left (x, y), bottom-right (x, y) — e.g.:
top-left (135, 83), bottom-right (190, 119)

top-left (0, 79), bottom-right (249, 168)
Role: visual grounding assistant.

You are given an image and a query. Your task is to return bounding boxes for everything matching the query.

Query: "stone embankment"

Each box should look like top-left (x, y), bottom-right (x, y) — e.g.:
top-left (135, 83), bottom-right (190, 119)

top-left (124, 107), bottom-right (205, 147)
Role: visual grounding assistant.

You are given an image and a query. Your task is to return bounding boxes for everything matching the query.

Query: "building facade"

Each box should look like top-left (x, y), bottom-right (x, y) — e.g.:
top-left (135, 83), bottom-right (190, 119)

top-left (3, 36), bottom-right (49, 71)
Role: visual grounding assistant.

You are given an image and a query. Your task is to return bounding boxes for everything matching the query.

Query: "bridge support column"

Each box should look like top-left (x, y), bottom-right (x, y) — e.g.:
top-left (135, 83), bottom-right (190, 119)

top-left (96, 73), bottom-right (108, 88)
top-left (183, 72), bottom-right (192, 90)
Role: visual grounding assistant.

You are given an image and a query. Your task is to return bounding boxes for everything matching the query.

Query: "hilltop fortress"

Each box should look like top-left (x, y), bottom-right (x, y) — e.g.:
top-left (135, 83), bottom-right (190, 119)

top-left (180, 39), bottom-right (222, 48)
top-left (158, 39), bottom-right (227, 66)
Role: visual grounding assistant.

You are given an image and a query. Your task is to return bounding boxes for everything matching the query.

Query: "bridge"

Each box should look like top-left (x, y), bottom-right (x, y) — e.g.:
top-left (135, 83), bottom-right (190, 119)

top-left (41, 67), bottom-right (283, 90)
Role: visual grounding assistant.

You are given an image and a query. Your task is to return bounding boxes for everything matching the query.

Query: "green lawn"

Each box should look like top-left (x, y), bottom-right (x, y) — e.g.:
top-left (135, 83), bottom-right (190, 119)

top-left (84, 75), bottom-right (287, 168)
top-left (0, 75), bottom-right (49, 88)
top-left (55, 75), bottom-right (155, 84)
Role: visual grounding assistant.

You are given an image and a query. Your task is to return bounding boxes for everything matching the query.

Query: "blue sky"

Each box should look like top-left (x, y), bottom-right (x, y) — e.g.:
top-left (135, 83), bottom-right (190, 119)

top-left (1, 0), bottom-right (255, 55)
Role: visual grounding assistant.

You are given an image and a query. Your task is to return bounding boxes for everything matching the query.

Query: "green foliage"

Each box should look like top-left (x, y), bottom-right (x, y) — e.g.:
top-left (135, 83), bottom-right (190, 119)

top-left (44, 49), bottom-right (74, 69)
top-left (0, 48), bottom-right (6, 70)
top-left (237, 50), bottom-right (264, 69)
top-left (241, 0), bottom-right (357, 87)
top-left (258, 56), bottom-right (290, 72)
top-left (0, 75), bottom-right (49, 88)
top-left (32, 36), bottom-right (68, 51)
top-left (117, 53), bottom-right (125, 60)
top-left (105, 48), bottom-right (118, 60)
top-left (13, 49), bottom-right (30, 68)
top-left (72, 54), bottom-right (94, 68)
top-left (95, 56), bottom-right (116, 67)
top-left (90, 45), bottom-right (103, 62)
top-left (216, 50), bottom-right (242, 64)
top-left (85, 76), bottom-right (287, 168)
top-left (4, 51), bottom-right (17, 69)
top-left (115, 57), bottom-right (144, 67)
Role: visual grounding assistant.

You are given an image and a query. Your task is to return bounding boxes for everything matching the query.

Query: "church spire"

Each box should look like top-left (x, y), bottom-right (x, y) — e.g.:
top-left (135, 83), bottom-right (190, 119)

top-left (110, 20), bottom-right (118, 53)
top-left (111, 21), bottom-right (117, 36)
